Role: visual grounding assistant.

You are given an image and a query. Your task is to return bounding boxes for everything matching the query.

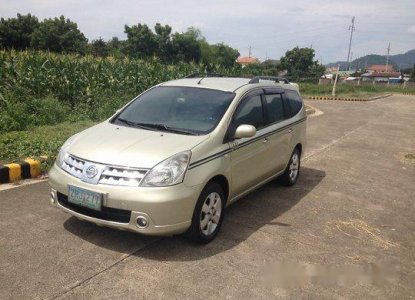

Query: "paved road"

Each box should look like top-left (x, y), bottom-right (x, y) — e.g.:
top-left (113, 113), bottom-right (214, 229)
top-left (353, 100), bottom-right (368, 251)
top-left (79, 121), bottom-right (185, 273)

top-left (1, 95), bottom-right (414, 299)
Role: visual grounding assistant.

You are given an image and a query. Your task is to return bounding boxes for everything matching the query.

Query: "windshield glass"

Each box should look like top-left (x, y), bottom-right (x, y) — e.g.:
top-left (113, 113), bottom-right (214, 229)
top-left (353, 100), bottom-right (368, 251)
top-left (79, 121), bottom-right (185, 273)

top-left (113, 86), bottom-right (235, 135)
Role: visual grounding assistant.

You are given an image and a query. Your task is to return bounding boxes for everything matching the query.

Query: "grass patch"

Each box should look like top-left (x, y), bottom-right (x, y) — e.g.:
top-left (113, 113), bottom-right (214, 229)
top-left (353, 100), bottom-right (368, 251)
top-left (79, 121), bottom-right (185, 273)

top-left (299, 83), bottom-right (415, 98)
top-left (0, 120), bottom-right (96, 170)
top-left (404, 153), bottom-right (415, 160)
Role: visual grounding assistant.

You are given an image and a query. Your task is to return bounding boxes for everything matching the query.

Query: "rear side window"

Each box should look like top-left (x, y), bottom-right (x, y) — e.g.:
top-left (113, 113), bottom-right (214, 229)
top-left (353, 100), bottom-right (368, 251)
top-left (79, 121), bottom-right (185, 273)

top-left (233, 95), bottom-right (264, 129)
top-left (285, 90), bottom-right (303, 117)
top-left (264, 94), bottom-right (284, 124)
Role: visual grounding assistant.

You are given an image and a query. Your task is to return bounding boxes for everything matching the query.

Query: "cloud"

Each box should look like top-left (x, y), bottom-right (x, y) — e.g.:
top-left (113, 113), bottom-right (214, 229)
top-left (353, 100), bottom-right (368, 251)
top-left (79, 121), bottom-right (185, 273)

top-left (331, 14), bottom-right (352, 19)
top-left (408, 25), bottom-right (415, 33)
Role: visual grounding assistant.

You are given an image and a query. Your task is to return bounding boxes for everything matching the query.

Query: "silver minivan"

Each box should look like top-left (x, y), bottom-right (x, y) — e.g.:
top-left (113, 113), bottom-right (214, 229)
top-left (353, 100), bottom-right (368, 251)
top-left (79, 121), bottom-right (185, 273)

top-left (49, 75), bottom-right (306, 243)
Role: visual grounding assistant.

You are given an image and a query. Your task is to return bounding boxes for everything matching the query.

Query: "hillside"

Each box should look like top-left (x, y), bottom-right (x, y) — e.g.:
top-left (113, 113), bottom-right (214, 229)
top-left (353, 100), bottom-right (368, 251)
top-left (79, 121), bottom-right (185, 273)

top-left (390, 49), bottom-right (415, 69)
top-left (327, 49), bottom-right (415, 70)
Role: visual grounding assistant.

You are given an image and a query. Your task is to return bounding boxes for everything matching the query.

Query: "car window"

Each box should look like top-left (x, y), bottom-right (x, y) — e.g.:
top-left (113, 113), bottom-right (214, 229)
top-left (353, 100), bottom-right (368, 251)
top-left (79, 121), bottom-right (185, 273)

top-left (264, 94), bottom-right (285, 124)
top-left (285, 90), bottom-right (303, 117)
top-left (233, 95), bottom-right (264, 129)
top-left (114, 86), bottom-right (235, 134)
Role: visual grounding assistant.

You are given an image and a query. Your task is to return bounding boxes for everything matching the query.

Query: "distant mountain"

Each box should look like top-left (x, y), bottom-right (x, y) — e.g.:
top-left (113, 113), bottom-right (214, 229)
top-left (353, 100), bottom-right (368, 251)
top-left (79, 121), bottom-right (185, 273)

top-left (350, 54), bottom-right (396, 70)
top-left (326, 49), bottom-right (415, 71)
top-left (390, 49), bottom-right (415, 70)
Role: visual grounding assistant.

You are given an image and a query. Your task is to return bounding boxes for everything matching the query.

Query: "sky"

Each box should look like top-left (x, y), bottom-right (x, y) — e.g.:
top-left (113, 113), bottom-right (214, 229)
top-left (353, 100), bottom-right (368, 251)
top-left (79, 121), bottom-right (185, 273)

top-left (1, 0), bottom-right (415, 63)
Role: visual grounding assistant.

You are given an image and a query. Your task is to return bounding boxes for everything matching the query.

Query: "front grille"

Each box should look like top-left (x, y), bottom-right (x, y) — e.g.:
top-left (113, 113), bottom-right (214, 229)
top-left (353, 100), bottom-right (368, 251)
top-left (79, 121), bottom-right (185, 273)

top-left (62, 154), bottom-right (84, 179)
top-left (99, 166), bottom-right (147, 186)
top-left (62, 154), bottom-right (148, 186)
top-left (57, 192), bottom-right (131, 223)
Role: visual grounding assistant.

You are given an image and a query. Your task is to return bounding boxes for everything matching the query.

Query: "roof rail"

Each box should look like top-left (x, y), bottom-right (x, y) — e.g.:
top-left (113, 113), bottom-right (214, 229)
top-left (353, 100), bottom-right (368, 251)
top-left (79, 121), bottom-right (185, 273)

top-left (248, 76), bottom-right (290, 84)
top-left (183, 73), bottom-right (227, 79)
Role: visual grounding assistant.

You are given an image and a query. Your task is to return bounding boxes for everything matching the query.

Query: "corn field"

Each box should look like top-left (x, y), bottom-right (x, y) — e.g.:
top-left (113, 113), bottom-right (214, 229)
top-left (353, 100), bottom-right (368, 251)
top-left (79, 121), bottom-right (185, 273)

top-left (0, 50), bottom-right (240, 133)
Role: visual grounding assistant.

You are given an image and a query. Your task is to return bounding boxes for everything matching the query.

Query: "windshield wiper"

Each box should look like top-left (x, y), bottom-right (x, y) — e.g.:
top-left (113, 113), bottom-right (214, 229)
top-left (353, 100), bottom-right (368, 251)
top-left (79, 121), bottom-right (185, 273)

top-left (116, 119), bottom-right (196, 135)
top-left (139, 123), bottom-right (196, 135)
top-left (116, 118), bottom-right (156, 130)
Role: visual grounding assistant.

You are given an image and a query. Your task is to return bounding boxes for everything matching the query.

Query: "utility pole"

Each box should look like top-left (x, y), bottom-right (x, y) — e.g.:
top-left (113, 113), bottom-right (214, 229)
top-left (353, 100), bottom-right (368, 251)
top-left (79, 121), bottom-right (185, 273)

top-left (386, 42), bottom-right (391, 72)
top-left (248, 46), bottom-right (252, 58)
top-left (346, 16), bottom-right (356, 71)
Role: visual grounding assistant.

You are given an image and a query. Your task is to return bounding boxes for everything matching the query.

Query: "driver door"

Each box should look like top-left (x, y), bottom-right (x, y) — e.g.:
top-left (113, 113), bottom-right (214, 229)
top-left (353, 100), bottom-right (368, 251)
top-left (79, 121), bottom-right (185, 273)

top-left (228, 92), bottom-right (271, 197)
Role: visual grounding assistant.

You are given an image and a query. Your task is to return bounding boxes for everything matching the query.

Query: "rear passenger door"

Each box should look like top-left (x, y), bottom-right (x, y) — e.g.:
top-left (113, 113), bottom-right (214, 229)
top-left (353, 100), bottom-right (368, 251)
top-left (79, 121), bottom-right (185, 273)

top-left (283, 89), bottom-right (306, 155)
top-left (262, 90), bottom-right (291, 173)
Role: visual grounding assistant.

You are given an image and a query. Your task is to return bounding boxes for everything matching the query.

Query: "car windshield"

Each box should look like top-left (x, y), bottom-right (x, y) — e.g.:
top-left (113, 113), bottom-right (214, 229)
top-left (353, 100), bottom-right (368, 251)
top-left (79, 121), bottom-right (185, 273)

top-left (113, 86), bottom-right (235, 135)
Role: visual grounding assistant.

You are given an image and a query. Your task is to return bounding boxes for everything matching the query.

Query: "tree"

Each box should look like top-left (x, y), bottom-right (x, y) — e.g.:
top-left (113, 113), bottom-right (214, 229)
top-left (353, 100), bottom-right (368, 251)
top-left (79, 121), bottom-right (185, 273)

top-left (212, 43), bottom-right (239, 68)
top-left (279, 47), bottom-right (324, 80)
top-left (171, 28), bottom-right (202, 63)
top-left (90, 37), bottom-right (109, 57)
top-left (0, 13), bottom-right (39, 50)
top-left (154, 23), bottom-right (173, 62)
top-left (124, 23), bottom-right (156, 58)
top-left (107, 37), bottom-right (125, 57)
top-left (31, 15), bottom-right (88, 53)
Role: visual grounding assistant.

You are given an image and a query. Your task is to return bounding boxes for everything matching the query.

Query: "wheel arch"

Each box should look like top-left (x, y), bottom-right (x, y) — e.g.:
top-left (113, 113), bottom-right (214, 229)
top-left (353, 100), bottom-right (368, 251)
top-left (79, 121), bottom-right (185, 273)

top-left (295, 143), bottom-right (302, 156)
top-left (206, 174), bottom-right (230, 204)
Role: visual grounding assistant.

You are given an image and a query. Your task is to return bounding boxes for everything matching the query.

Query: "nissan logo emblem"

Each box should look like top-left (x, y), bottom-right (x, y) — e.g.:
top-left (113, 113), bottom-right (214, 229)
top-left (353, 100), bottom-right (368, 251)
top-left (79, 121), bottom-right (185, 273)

top-left (86, 165), bottom-right (98, 178)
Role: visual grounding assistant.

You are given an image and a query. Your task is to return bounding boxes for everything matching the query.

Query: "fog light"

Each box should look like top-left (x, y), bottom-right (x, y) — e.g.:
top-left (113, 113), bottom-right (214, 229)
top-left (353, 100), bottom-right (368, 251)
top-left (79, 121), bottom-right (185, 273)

top-left (50, 191), bottom-right (56, 204)
top-left (136, 216), bottom-right (148, 228)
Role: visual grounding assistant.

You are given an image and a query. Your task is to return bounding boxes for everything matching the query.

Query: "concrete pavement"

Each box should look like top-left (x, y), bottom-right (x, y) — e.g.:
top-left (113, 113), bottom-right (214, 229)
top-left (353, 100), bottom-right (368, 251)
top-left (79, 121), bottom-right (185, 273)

top-left (0, 95), bottom-right (414, 299)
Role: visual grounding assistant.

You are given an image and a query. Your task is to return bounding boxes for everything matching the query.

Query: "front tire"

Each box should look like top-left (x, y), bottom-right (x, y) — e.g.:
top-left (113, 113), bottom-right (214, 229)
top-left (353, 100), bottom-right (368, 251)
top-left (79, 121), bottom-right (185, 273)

top-left (185, 182), bottom-right (225, 244)
top-left (279, 148), bottom-right (301, 186)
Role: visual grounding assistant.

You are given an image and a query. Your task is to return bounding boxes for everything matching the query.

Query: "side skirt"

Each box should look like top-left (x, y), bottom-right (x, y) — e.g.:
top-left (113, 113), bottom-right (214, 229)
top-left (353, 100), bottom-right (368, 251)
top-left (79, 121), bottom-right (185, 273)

top-left (227, 170), bottom-right (284, 206)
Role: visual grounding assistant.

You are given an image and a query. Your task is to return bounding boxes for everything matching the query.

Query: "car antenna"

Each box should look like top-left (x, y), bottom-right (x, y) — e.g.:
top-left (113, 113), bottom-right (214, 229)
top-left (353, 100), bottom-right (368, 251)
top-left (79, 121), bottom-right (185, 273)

top-left (197, 76), bottom-right (206, 84)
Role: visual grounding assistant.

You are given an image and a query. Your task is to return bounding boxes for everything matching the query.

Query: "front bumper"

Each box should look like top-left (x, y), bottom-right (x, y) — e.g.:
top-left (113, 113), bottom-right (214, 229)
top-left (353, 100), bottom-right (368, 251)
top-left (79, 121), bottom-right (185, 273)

top-left (48, 164), bottom-right (202, 236)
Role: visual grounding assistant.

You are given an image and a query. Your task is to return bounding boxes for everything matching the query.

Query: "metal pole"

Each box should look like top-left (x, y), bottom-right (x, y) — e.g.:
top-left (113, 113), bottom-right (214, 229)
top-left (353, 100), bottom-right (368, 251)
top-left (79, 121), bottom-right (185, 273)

top-left (332, 64), bottom-right (340, 97)
top-left (386, 42), bottom-right (390, 72)
top-left (347, 16), bottom-right (356, 71)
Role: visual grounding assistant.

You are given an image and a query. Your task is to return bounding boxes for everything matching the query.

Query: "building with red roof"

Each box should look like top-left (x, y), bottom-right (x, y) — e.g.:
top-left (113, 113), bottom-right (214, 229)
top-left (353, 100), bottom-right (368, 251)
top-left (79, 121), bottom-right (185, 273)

top-left (236, 56), bottom-right (260, 67)
top-left (367, 64), bottom-right (395, 73)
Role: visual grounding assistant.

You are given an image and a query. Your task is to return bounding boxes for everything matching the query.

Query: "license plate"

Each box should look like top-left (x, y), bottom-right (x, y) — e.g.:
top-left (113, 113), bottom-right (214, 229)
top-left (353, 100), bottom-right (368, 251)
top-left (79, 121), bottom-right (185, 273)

top-left (68, 185), bottom-right (102, 211)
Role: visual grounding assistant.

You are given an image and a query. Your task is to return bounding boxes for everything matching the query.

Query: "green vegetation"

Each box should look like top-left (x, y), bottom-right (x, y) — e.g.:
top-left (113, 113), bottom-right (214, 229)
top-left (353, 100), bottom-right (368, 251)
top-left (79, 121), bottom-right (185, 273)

top-left (0, 50), bottom-right (240, 133)
top-left (279, 47), bottom-right (325, 81)
top-left (0, 121), bottom-right (95, 168)
top-left (0, 13), bottom-right (240, 68)
top-left (299, 83), bottom-right (415, 98)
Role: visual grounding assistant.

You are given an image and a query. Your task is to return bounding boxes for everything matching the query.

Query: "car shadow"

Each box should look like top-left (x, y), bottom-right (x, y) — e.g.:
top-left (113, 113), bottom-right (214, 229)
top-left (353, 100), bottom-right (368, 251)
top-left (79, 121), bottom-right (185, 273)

top-left (63, 167), bottom-right (325, 259)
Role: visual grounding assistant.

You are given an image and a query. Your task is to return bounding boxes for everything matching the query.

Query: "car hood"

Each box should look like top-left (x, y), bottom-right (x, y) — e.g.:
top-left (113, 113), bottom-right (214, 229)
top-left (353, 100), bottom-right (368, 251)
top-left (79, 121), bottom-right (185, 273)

top-left (67, 122), bottom-right (209, 168)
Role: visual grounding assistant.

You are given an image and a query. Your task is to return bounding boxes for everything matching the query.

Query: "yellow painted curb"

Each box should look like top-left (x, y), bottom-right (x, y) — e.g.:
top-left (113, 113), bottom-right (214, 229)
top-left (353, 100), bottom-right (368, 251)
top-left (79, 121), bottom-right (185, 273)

top-left (24, 158), bottom-right (42, 178)
top-left (0, 156), bottom-right (47, 184)
top-left (5, 163), bottom-right (22, 182)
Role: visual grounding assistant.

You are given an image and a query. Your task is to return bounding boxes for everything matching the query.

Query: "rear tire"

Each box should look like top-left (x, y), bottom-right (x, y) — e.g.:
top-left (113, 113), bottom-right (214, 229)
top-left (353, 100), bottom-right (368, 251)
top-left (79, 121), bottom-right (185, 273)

top-left (279, 148), bottom-right (301, 186)
top-left (185, 182), bottom-right (225, 244)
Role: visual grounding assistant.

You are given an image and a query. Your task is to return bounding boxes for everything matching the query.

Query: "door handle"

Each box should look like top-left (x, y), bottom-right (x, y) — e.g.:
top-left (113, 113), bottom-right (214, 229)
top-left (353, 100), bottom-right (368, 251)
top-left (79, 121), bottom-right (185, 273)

top-left (263, 138), bottom-right (269, 144)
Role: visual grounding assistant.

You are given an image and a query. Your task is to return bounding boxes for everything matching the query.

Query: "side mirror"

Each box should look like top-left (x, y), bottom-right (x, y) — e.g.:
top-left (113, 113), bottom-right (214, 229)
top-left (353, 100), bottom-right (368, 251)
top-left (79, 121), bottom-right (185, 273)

top-left (234, 124), bottom-right (256, 139)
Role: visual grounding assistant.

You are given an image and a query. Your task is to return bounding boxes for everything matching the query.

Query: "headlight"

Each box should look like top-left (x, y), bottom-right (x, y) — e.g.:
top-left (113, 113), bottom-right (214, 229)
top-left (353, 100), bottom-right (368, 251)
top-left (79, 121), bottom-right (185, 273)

top-left (56, 135), bottom-right (78, 168)
top-left (141, 151), bottom-right (191, 187)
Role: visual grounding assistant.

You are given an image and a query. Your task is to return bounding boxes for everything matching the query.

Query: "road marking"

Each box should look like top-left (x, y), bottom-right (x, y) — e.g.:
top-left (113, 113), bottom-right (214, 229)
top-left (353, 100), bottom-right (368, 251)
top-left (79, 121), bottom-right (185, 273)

top-left (51, 238), bottom-right (160, 300)
top-left (303, 124), bottom-right (366, 162)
